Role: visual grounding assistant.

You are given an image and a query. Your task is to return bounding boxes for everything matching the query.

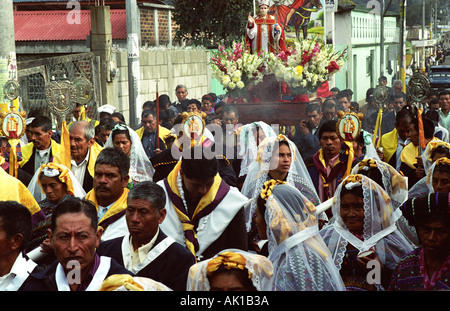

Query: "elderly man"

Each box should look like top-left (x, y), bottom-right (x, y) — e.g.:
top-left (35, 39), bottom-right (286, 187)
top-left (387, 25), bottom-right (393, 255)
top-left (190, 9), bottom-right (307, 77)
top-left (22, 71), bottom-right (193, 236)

top-left (96, 181), bottom-right (195, 291)
top-left (171, 84), bottom-right (189, 113)
top-left (157, 146), bottom-right (248, 261)
top-left (135, 109), bottom-right (172, 159)
top-left (85, 148), bottom-right (130, 241)
top-left (19, 115), bottom-right (61, 177)
top-left (22, 197), bottom-right (133, 291)
top-left (0, 201), bottom-right (43, 291)
top-left (53, 121), bottom-right (103, 193)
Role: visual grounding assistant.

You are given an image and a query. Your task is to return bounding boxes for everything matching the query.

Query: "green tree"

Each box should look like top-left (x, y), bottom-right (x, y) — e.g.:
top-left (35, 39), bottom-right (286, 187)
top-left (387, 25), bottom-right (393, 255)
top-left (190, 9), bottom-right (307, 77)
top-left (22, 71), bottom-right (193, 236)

top-left (173, 0), bottom-right (253, 48)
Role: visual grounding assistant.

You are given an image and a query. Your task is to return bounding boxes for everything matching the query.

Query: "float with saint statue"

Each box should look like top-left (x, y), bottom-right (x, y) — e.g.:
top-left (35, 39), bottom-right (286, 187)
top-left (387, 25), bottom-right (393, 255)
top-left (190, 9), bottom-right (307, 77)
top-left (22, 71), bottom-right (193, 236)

top-left (210, 36), bottom-right (346, 125)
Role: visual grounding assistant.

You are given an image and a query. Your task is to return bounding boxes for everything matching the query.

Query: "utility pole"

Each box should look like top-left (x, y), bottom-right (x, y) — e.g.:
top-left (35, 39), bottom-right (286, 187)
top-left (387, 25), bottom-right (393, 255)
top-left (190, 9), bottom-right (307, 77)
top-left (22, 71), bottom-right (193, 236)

top-left (399, 0), bottom-right (406, 92)
top-left (0, 0), bottom-right (17, 110)
top-left (380, 0), bottom-right (385, 77)
top-left (125, 0), bottom-right (141, 129)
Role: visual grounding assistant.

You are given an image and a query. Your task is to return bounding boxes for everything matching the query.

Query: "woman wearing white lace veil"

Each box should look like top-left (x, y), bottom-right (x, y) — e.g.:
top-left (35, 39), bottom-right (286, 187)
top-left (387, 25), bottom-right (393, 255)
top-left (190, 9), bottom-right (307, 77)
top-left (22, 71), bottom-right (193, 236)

top-left (255, 180), bottom-right (345, 291)
top-left (319, 174), bottom-right (415, 291)
top-left (238, 121), bottom-right (277, 178)
top-left (186, 249), bottom-right (273, 291)
top-left (409, 141), bottom-right (450, 199)
top-left (241, 134), bottom-right (321, 233)
top-left (350, 158), bottom-right (418, 246)
top-left (104, 123), bottom-right (155, 184)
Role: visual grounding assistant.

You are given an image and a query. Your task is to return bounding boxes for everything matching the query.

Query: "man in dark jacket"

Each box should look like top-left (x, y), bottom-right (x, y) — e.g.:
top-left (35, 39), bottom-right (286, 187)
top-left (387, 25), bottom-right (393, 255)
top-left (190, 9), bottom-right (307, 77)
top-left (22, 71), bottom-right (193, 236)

top-left (96, 181), bottom-right (195, 291)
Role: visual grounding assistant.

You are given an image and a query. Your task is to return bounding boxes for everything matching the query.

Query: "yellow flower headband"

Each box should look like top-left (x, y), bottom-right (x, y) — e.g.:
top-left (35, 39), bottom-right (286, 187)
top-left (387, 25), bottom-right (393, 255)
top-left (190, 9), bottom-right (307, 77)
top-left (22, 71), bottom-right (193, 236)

top-left (357, 159), bottom-right (379, 172)
top-left (37, 163), bottom-right (74, 196)
top-left (426, 141), bottom-right (450, 161)
top-left (206, 251), bottom-right (250, 279)
top-left (260, 179), bottom-right (287, 200)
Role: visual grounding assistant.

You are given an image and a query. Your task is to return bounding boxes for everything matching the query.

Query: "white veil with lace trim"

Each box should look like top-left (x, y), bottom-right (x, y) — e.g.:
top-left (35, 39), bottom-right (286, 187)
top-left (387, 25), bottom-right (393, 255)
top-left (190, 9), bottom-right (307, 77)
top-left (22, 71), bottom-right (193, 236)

top-left (238, 121), bottom-right (277, 177)
top-left (104, 124), bottom-right (155, 182)
top-left (320, 174), bottom-right (415, 272)
top-left (186, 248), bottom-right (274, 291)
top-left (261, 182), bottom-right (345, 291)
top-left (241, 134), bottom-right (321, 232)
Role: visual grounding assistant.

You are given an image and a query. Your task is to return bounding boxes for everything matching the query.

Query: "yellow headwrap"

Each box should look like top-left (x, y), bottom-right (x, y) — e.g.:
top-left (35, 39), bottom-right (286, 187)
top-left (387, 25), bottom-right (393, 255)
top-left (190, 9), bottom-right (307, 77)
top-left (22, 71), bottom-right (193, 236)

top-left (99, 274), bottom-right (144, 291)
top-left (37, 163), bottom-right (74, 195)
top-left (206, 251), bottom-right (250, 279)
top-left (427, 157), bottom-right (450, 185)
top-left (260, 179), bottom-right (286, 200)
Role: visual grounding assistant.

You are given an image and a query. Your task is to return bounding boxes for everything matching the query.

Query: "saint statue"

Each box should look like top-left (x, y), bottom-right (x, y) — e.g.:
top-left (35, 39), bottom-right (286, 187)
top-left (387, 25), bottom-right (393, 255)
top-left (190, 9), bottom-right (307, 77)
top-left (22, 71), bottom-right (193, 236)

top-left (246, 0), bottom-right (286, 55)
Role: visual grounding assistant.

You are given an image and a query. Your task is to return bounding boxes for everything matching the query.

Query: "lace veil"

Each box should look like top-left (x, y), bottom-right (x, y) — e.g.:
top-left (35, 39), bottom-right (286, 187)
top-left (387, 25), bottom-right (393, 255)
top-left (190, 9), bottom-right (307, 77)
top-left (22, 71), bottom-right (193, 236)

top-left (104, 124), bottom-right (155, 182)
top-left (186, 248), bottom-right (274, 291)
top-left (238, 121), bottom-right (277, 177)
top-left (320, 174), bottom-right (415, 271)
top-left (262, 182), bottom-right (345, 291)
top-left (241, 134), bottom-right (320, 231)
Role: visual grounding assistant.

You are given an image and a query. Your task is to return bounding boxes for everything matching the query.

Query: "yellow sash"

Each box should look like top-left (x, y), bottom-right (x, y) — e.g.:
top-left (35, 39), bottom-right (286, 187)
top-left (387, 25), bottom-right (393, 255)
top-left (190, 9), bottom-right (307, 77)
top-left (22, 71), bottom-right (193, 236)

top-left (135, 126), bottom-right (171, 148)
top-left (166, 161), bottom-right (223, 257)
top-left (381, 129), bottom-right (398, 163)
top-left (19, 139), bottom-right (62, 168)
top-left (85, 187), bottom-right (129, 232)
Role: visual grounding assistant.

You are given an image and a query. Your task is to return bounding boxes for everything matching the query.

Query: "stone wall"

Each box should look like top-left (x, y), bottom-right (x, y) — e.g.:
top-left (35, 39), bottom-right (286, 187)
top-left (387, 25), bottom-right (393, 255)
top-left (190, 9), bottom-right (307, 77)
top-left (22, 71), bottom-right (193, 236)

top-left (113, 47), bottom-right (211, 123)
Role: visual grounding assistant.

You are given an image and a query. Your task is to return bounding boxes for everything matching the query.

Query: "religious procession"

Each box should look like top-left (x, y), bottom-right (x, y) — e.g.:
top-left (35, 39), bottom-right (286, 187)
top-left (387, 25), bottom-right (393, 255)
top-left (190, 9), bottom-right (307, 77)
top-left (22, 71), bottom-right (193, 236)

top-left (0, 0), bottom-right (449, 297)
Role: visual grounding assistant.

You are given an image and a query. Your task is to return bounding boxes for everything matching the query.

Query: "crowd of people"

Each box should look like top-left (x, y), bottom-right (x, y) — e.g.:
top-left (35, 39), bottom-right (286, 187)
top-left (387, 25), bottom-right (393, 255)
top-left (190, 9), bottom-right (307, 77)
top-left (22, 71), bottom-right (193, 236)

top-left (0, 78), bottom-right (449, 293)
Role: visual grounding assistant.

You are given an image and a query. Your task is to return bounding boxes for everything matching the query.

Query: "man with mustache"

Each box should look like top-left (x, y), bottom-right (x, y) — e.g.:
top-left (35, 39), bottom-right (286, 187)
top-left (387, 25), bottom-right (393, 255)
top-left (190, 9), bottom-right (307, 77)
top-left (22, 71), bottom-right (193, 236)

top-left (22, 197), bottom-right (133, 291)
top-left (85, 148), bottom-right (130, 241)
top-left (96, 181), bottom-right (195, 291)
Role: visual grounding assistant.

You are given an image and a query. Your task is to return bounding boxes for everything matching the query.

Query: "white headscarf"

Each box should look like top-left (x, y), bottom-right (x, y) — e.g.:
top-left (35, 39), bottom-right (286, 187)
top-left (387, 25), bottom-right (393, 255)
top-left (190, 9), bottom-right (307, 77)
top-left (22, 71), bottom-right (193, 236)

top-left (241, 134), bottom-right (321, 232)
top-left (104, 124), bottom-right (155, 182)
top-left (186, 249), bottom-right (274, 291)
top-left (320, 175), bottom-right (415, 272)
top-left (27, 163), bottom-right (86, 203)
top-left (238, 121), bottom-right (277, 177)
top-left (261, 182), bottom-right (345, 291)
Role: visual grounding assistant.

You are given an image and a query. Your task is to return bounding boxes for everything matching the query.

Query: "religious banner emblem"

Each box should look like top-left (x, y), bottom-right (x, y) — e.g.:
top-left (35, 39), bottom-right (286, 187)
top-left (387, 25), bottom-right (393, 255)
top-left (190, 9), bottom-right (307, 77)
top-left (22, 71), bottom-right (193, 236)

top-left (336, 111), bottom-right (362, 141)
top-left (373, 85), bottom-right (389, 105)
top-left (408, 72), bottom-right (430, 104)
top-left (73, 76), bottom-right (93, 105)
top-left (45, 80), bottom-right (78, 118)
top-left (0, 110), bottom-right (26, 139)
top-left (182, 111), bottom-right (206, 141)
top-left (2, 80), bottom-right (20, 101)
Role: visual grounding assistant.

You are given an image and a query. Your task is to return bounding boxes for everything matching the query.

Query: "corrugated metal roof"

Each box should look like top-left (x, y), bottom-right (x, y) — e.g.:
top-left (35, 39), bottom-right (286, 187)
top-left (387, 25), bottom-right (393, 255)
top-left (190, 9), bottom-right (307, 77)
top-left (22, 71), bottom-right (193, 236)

top-left (14, 10), bottom-right (127, 41)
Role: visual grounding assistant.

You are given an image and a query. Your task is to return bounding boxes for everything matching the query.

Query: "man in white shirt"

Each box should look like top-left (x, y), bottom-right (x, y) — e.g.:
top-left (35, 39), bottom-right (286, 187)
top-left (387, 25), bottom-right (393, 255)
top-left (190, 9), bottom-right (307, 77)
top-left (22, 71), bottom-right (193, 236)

top-left (19, 115), bottom-right (61, 178)
top-left (96, 181), bottom-right (195, 291)
top-left (0, 201), bottom-right (42, 291)
top-left (54, 121), bottom-right (103, 193)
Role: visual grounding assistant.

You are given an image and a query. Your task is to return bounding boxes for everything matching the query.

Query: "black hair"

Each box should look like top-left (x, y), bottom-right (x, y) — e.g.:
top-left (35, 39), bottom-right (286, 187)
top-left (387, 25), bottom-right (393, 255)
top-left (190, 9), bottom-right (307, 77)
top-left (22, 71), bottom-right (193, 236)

top-left (336, 91), bottom-right (350, 101)
top-left (401, 192), bottom-right (450, 228)
top-left (112, 112), bottom-right (126, 123)
top-left (431, 146), bottom-right (450, 160)
top-left (0, 201), bottom-right (32, 252)
top-left (306, 103), bottom-right (321, 114)
top-left (180, 146), bottom-right (219, 180)
top-left (29, 115), bottom-right (52, 132)
top-left (340, 183), bottom-right (364, 199)
top-left (411, 116), bottom-right (435, 139)
top-left (395, 105), bottom-right (415, 125)
top-left (188, 99), bottom-right (202, 110)
top-left (111, 124), bottom-right (131, 142)
top-left (158, 94), bottom-right (171, 109)
top-left (95, 117), bottom-right (115, 135)
top-left (318, 120), bottom-right (337, 140)
top-left (50, 197), bottom-right (98, 232)
top-left (223, 105), bottom-right (239, 118)
top-left (438, 90), bottom-right (450, 99)
top-left (207, 267), bottom-right (257, 291)
top-left (141, 108), bottom-right (157, 119)
top-left (423, 109), bottom-right (440, 123)
top-left (95, 147), bottom-right (130, 179)
top-left (128, 181), bottom-right (166, 212)
top-left (143, 101), bottom-right (155, 110)
top-left (433, 159), bottom-right (450, 176)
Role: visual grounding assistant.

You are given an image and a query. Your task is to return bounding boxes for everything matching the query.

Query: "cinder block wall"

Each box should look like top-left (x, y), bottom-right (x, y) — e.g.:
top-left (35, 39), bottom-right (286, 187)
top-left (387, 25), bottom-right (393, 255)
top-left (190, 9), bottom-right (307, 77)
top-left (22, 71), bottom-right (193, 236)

top-left (113, 47), bottom-right (211, 124)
